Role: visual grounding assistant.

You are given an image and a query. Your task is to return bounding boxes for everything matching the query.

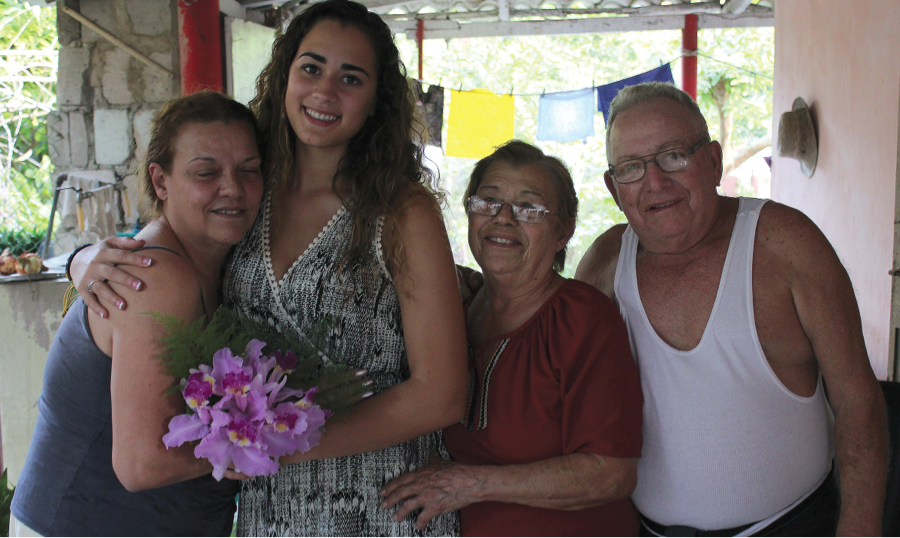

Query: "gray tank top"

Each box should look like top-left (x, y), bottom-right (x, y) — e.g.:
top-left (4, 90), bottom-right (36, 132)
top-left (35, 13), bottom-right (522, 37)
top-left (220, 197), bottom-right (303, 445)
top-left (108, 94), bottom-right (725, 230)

top-left (11, 247), bottom-right (238, 536)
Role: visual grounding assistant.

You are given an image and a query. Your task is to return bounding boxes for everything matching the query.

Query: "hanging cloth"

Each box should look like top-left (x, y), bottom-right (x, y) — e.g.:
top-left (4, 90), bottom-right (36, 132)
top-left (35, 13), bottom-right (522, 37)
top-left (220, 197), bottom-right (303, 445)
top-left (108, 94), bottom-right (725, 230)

top-left (446, 88), bottom-right (515, 159)
top-left (412, 80), bottom-right (445, 147)
top-left (596, 64), bottom-right (675, 123)
top-left (537, 88), bottom-right (595, 143)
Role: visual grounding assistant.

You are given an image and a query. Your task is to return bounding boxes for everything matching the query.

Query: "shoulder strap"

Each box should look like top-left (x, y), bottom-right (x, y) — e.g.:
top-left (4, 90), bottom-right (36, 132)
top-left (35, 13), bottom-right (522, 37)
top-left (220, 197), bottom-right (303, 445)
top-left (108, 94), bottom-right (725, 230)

top-left (130, 245), bottom-right (183, 256)
top-left (130, 245), bottom-right (211, 320)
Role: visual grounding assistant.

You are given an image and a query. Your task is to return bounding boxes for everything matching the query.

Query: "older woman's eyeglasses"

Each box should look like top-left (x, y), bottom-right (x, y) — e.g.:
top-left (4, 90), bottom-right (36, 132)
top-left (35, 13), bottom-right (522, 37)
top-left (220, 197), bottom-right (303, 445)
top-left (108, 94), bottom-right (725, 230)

top-left (466, 195), bottom-right (556, 224)
top-left (609, 137), bottom-right (710, 184)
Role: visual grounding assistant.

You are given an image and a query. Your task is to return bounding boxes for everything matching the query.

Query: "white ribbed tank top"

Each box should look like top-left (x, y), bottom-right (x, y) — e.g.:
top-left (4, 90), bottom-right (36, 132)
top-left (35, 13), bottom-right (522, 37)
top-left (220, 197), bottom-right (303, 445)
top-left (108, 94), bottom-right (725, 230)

top-left (616, 197), bottom-right (833, 532)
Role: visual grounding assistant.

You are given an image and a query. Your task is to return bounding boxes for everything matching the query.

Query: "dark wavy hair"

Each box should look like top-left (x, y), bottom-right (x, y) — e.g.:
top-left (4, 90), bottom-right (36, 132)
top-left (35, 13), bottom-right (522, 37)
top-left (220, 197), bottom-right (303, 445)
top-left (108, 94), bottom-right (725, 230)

top-left (139, 91), bottom-right (260, 219)
top-left (250, 0), bottom-right (435, 276)
top-left (464, 140), bottom-right (578, 272)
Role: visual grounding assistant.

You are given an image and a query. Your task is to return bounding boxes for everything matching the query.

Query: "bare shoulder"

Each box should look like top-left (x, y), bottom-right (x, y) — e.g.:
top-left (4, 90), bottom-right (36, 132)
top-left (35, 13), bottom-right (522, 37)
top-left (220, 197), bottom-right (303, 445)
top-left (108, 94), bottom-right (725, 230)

top-left (755, 200), bottom-right (843, 278)
top-left (396, 186), bottom-right (445, 227)
top-left (108, 249), bottom-right (202, 319)
top-left (574, 223), bottom-right (627, 300)
top-left (384, 188), bottom-right (455, 293)
top-left (384, 188), bottom-right (447, 260)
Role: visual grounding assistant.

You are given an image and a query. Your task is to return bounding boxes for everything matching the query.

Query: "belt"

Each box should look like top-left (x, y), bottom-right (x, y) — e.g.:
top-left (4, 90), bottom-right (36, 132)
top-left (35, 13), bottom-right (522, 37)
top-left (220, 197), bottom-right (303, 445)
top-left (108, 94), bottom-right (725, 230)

top-left (640, 466), bottom-right (836, 537)
top-left (641, 518), bottom-right (755, 537)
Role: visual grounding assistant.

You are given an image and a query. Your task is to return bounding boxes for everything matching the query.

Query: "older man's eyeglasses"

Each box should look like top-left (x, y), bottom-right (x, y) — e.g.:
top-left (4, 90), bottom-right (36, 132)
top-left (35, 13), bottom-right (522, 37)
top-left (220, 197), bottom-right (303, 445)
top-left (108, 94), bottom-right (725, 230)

top-left (609, 137), bottom-right (711, 184)
top-left (466, 195), bottom-right (556, 224)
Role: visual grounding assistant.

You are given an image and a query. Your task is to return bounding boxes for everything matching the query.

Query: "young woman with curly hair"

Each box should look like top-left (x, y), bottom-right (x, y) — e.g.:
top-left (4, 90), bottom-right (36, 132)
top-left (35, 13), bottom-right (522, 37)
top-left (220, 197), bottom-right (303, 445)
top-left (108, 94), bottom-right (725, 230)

top-left (69, 1), bottom-right (467, 535)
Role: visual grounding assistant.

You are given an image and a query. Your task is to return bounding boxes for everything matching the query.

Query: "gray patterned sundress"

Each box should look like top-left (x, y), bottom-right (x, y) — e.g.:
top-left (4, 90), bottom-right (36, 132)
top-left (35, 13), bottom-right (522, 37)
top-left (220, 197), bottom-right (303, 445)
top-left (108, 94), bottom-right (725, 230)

top-left (222, 192), bottom-right (459, 537)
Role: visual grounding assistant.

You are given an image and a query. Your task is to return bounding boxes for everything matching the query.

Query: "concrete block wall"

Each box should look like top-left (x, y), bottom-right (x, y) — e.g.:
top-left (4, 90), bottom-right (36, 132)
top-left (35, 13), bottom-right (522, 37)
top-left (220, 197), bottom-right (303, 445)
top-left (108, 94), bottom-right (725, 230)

top-left (50, 0), bottom-right (179, 178)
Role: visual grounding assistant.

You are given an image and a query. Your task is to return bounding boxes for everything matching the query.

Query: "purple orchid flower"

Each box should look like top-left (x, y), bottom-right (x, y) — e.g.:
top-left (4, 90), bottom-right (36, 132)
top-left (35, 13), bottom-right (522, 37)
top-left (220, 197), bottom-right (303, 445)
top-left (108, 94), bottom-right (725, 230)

top-left (164, 343), bottom-right (330, 480)
top-left (298, 387), bottom-right (333, 420)
top-left (268, 349), bottom-right (299, 382)
top-left (211, 348), bottom-right (262, 412)
top-left (183, 371), bottom-right (215, 422)
top-left (162, 414), bottom-right (209, 448)
top-left (260, 401), bottom-right (312, 457)
top-left (259, 389), bottom-right (330, 457)
top-left (243, 339), bottom-right (266, 366)
top-left (194, 414), bottom-right (279, 480)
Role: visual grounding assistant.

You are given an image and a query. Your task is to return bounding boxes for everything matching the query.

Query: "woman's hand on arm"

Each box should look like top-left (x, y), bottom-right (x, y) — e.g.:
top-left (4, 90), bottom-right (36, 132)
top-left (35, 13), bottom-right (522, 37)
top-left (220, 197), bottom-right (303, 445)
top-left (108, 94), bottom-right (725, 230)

top-left (104, 253), bottom-right (212, 491)
top-left (280, 195), bottom-right (468, 462)
top-left (380, 452), bottom-right (638, 530)
top-left (456, 264), bottom-right (483, 304)
top-left (70, 236), bottom-right (151, 318)
top-left (380, 453), bottom-right (486, 530)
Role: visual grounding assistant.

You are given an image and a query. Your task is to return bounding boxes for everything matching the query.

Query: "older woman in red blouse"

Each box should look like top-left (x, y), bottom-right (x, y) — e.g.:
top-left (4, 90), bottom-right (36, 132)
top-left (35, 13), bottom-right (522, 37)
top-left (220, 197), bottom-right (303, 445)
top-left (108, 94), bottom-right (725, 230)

top-left (380, 140), bottom-right (643, 536)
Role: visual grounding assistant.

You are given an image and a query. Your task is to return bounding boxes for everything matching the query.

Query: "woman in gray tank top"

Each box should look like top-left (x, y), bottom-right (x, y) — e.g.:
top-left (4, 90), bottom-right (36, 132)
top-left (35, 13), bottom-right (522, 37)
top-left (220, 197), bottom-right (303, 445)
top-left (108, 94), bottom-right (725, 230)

top-left (11, 92), bottom-right (265, 536)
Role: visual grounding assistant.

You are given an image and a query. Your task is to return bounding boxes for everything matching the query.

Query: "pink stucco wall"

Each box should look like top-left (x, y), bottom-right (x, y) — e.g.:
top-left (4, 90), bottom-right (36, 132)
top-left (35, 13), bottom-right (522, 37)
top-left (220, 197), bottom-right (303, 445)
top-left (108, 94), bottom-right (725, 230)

top-left (772, 1), bottom-right (900, 379)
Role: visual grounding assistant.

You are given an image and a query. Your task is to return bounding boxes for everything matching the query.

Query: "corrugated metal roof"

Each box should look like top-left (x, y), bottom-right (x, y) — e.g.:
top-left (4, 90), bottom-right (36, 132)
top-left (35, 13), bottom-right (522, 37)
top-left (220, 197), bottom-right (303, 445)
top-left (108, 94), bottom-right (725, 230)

top-left (243, 0), bottom-right (773, 37)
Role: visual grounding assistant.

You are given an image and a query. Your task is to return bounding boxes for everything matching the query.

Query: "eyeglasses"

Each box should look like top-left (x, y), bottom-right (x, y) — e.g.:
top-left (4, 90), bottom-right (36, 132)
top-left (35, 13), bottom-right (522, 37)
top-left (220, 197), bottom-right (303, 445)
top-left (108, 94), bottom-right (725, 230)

top-left (465, 195), bottom-right (557, 224)
top-left (609, 137), bottom-right (710, 184)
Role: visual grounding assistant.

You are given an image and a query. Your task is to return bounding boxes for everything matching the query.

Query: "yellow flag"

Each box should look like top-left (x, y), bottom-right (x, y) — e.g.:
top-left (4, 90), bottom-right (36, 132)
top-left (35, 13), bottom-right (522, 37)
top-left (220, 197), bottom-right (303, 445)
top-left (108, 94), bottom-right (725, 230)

top-left (446, 89), bottom-right (515, 159)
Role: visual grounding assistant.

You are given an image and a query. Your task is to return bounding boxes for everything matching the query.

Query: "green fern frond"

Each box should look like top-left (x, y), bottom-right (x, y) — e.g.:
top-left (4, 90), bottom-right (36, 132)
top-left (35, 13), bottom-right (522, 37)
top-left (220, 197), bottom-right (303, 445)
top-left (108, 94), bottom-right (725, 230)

top-left (150, 307), bottom-right (351, 399)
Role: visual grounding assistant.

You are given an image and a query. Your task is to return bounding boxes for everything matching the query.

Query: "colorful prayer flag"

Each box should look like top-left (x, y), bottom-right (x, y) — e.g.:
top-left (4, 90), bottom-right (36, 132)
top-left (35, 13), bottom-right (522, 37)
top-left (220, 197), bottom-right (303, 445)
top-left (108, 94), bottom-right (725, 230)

top-left (596, 64), bottom-right (675, 123)
top-left (537, 88), bottom-right (595, 143)
top-left (446, 89), bottom-right (515, 159)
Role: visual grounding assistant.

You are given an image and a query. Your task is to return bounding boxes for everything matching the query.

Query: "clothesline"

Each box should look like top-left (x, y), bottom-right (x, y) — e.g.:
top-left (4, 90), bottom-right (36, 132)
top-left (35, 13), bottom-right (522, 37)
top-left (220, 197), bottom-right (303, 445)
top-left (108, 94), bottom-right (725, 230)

top-left (693, 52), bottom-right (773, 80)
top-left (416, 52), bottom-right (771, 97)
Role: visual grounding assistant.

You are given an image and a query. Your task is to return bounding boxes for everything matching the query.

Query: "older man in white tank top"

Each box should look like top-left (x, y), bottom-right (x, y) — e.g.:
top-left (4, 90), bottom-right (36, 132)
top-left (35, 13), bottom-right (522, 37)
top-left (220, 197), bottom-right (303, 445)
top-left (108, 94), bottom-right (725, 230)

top-left (576, 83), bottom-right (886, 536)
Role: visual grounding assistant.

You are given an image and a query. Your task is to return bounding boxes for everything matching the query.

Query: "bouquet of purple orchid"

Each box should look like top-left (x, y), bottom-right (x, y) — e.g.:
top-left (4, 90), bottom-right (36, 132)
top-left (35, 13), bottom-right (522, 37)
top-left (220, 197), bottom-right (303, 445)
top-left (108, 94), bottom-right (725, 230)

top-left (153, 307), bottom-right (343, 480)
top-left (162, 340), bottom-right (330, 480)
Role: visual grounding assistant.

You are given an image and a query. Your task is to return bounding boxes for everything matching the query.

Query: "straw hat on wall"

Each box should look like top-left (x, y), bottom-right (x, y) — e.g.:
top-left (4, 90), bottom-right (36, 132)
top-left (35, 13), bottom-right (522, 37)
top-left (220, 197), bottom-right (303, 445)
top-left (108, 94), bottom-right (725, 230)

top-left (777, 97), bottom-right (818, 178)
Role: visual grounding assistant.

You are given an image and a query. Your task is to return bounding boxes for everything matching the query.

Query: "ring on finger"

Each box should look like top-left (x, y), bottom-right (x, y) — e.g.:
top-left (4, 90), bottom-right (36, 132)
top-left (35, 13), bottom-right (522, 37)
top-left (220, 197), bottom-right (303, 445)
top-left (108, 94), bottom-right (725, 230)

top-left (87, 280), bottom-right (99, 293)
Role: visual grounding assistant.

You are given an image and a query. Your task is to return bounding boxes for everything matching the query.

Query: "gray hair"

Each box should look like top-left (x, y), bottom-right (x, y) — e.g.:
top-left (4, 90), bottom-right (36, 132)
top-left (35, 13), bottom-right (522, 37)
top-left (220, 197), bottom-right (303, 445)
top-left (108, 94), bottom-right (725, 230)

top-left (605, 82), bottom-right (709, 161)
top-left (464, 140), bottom-right (577, 273)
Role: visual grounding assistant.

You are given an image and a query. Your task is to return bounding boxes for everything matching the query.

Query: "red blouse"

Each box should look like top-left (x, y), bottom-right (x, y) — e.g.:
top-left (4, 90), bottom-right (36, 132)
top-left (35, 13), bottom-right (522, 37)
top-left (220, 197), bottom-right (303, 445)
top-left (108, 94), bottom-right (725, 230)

top-left (443, 279), bottom-right (643, 536)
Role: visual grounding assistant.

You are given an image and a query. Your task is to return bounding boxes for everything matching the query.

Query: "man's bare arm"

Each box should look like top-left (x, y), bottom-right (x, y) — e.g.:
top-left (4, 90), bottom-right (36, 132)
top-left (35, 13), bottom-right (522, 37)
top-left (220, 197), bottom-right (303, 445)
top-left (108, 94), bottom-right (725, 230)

top-left (574, 223), bottom-right (626, 300)
top-left (761, 203), bottom-right (887, 536)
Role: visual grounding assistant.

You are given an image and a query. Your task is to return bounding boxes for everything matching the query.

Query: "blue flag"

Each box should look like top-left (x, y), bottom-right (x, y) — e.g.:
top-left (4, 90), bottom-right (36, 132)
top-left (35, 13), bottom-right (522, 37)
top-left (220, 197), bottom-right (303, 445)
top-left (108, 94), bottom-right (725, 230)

top-left (596, 64), bottom-right (675, 123)
top-left (536, 88), bottom-right (596, 143)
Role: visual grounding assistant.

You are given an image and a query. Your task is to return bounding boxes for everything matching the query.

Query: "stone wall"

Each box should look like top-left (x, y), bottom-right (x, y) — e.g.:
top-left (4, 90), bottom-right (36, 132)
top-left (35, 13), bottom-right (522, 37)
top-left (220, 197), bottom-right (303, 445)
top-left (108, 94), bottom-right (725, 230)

top-left (51, 0), bottom-right (179, 174)
top-left (47, 0), bottom-right (179, 249)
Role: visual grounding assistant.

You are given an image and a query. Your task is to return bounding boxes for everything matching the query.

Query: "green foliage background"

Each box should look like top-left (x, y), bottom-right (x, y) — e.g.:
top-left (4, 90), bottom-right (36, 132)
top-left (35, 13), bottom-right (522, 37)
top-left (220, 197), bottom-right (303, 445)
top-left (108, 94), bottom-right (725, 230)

top-left (0, 0), bottom-right (57, 237)
top-left (396, 26), bottom-right (773, 276)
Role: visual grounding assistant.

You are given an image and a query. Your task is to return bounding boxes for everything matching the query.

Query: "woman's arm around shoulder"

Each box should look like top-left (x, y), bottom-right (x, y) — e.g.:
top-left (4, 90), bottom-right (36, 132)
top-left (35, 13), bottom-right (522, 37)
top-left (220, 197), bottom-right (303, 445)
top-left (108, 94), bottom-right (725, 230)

top-left (95, 250), bottom-right (213, 491)
top-left (70, 236), bottom-right (152, 317)
top-left (574, 223), bottom-right (627, 300)
top-left (281, 192), bottom-right (468, 462)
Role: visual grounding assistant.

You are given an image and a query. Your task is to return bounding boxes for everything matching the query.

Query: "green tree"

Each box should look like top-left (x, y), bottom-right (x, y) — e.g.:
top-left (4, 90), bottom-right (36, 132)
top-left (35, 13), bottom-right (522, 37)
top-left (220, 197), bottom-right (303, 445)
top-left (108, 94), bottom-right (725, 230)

top-left (397, 25), bottom-right (773, 275)
top-left (696, 27), bottom-right (774, 180)
top-left (0, 0), bottom-right (58, 232)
